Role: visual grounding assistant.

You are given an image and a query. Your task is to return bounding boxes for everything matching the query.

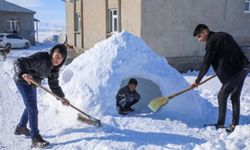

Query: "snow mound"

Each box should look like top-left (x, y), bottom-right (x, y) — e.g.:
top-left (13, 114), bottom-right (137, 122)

top-left (45, 31), bottom-right (207, 125)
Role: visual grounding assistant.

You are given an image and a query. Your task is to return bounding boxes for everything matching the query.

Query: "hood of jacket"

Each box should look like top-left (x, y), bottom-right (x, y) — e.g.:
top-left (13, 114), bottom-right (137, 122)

top-left (50, 44), bottom-right (68, 69)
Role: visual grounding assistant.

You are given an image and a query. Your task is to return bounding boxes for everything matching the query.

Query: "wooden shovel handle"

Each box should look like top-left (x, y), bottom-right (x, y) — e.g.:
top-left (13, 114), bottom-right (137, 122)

top-left (30, 80), bottom-right (91, 118)
top-left (170, 75), bottom-right (216, 98)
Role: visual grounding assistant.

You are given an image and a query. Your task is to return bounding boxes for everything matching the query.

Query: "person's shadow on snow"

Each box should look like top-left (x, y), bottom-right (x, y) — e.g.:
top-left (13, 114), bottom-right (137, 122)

top-left (124, 95), bottom-right (250, 128)
top-left (45, 112), bottom-right (250, 148)
top-left (48, 123), bottom-right (205, 148)
top-left (86, 124), bottom-right (206, 146)
top-left (44, 97), bottom-right (250, 148)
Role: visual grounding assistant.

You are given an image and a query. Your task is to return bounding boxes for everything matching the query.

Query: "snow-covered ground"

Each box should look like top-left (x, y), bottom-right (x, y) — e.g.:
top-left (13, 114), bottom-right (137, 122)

top-left (37, 22), bottom-right (66, 43)
top-left (0, 32), bottom-right (250, 150)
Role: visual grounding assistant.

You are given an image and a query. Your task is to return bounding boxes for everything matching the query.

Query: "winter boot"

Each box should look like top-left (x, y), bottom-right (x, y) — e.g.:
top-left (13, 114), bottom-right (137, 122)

top-left (14, 126), bottom-right (30, 136)
top-left (31, 134), bottom-right (49, 148)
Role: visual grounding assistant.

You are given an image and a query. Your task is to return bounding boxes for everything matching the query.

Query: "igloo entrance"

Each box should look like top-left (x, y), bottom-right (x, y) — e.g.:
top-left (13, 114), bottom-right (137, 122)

top-left (120, 77), bottom-right (162, 113)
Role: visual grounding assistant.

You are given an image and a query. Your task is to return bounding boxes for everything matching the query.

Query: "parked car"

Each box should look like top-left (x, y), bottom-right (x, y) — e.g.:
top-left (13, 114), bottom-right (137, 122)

top-left (0, 33), bottom-right (30, 49)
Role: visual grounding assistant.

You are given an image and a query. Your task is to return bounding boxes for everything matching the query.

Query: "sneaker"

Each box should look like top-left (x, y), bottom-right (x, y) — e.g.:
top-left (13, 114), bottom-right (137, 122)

top-left (14, 126), bottom-right (30, 136)
top-left (226, 125), bottom-right (235, 134)
top-left (116, 107), bottom-right (127, 115)
top-left (32, 134), bottom-right (49, 148)
top-left (119, 111), bottom-right (127, 115)
top-left (215, 124), bottom-right (225, 130)
top-left (124, 107), bottom-right (135, 112)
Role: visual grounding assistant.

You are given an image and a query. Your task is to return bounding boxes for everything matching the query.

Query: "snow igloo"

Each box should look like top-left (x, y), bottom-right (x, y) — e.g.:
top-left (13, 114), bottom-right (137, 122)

top-left (46, 32), bottom-right (206, 123)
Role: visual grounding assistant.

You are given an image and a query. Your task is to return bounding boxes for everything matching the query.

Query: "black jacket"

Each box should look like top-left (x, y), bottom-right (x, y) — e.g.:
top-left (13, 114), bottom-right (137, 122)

top-left (196, 31), bottom-right (249, 84)
top-left (13, 44), bottom-right (67, 98)
top-left (116, 86), bottom-right (140, 107)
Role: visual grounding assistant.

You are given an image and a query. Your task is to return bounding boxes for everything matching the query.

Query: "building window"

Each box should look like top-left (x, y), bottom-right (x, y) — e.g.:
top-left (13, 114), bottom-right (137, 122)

top-left (108, 9), bottom-right (118, 33)
top-left (75, 12), bottom-right (81, 32)
top-left (7, 18), bottom-right (19, 32)
top-left (245, 0), bottom-right (250, 13)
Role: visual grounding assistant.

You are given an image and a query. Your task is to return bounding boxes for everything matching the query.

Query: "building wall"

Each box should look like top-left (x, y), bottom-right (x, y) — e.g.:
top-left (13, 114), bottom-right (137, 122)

top-left (18, 13), bottom-right (35, 45)
top-left (65, 0), bottom-right (141, 50)
top-left (0, 12), bottom-right (35, 45)
top-left (105, 0), bottom-right (142, 37)
top-left (107, 0), bottom-right (141, 36)
top-left (65, 0), bottom-right (83, 48)
top-left (65, 1), bottom-right (74, 46)
top-left (0, 14), bottom-right (6, 33)
top-left (141, 0), bottom-right (223, 71)
top-left (141, 0), bottom-right (250, 72)
top-left (82, 0), bottom-right (107, 49)
top-left (108, 0), bottom-right (118, 8)
top-left (223, 0), bottom-right (250, 46)
top-left (107, 0), bottom-right (120, 33)
top-left (65, 0), bottom-right (250, 72)
top-left (66, 0), bottom-right (107, 50)
top-left (120, 0), bottom-right (141, 36)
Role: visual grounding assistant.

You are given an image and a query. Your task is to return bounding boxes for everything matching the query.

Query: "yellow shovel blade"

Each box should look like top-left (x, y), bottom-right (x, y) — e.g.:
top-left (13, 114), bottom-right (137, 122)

top-left (148, 97), bottom-right (170, 112)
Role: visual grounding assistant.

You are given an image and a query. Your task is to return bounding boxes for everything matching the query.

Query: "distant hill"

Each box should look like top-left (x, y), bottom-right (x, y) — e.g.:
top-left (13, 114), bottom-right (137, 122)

top-left (38, 22), bottom-right (65, 32)
top-left (37, 22), bottom-right (66, 43)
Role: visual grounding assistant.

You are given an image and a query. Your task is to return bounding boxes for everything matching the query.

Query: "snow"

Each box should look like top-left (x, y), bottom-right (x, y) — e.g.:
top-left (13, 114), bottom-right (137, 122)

top-left (37, 22), bottom-right (66, 43)
top-left (46, 31), bottom-right (209, 126)
top-left (0, 32), bottom-right (250, 150)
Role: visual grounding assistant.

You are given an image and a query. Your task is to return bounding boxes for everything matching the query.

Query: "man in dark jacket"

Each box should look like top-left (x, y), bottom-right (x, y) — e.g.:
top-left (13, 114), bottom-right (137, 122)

top-left (191, 24), bottom-right (249, 133)
top-left (13, 44), bottom-right (70, 148)
top-left (116, 78), bottom-right (141, 115)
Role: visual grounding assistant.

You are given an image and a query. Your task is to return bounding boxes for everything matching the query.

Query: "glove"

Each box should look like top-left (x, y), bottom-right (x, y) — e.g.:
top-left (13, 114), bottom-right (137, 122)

top-left (58, 97), bottom-right (70, 106)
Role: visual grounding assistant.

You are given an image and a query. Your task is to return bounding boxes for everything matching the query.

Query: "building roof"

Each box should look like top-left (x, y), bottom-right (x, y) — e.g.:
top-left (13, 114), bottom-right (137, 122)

top-left (34, 18), bottom-right (40, 22)
top-left (0, 0), bottom-right (35, 14)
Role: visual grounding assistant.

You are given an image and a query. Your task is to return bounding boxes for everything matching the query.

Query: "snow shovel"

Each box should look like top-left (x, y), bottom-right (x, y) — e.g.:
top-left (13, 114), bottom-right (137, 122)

top-left (148, 75), bottom-right (216, 112)
top-left (30, 80), bottom-right (102, 127)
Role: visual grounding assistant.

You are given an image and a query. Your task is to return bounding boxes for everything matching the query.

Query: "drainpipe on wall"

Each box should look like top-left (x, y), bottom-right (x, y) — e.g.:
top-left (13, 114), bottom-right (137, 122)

top-left (105, 0), bottom-right (108, 38)
top-left (73, 0), bottom-right (76, 47)
top-left (80, 0), bottom-right (84, 49)
top-left (118, 0), bottom-right (121, 32)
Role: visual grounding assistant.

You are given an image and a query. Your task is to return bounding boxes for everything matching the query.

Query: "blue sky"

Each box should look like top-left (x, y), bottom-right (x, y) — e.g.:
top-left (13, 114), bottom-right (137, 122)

top-left (6, 0), bottom-right (66, 26)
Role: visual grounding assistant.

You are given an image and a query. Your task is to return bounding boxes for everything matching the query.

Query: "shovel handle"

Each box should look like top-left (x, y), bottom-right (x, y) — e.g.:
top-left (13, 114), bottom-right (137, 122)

top-left (170, 75), bottom-right (216, 98)
top-left (30, 80), bottom-right (91, 118)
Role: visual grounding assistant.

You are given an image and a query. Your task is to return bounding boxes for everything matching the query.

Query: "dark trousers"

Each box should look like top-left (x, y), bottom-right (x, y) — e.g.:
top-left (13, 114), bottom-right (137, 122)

top-left (117, 98), bottom-right (139, 111)
top-left (217, 69), bottom-right (248, 126)
top-left (15, 81), bottom-right (39, 138)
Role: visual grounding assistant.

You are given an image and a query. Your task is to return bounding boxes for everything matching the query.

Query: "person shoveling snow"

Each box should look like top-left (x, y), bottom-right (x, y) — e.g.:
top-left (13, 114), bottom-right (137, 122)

top-left (190, 24), bottom-right (249, 133)
top-left (13, 44), bottom-right (70, 148)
